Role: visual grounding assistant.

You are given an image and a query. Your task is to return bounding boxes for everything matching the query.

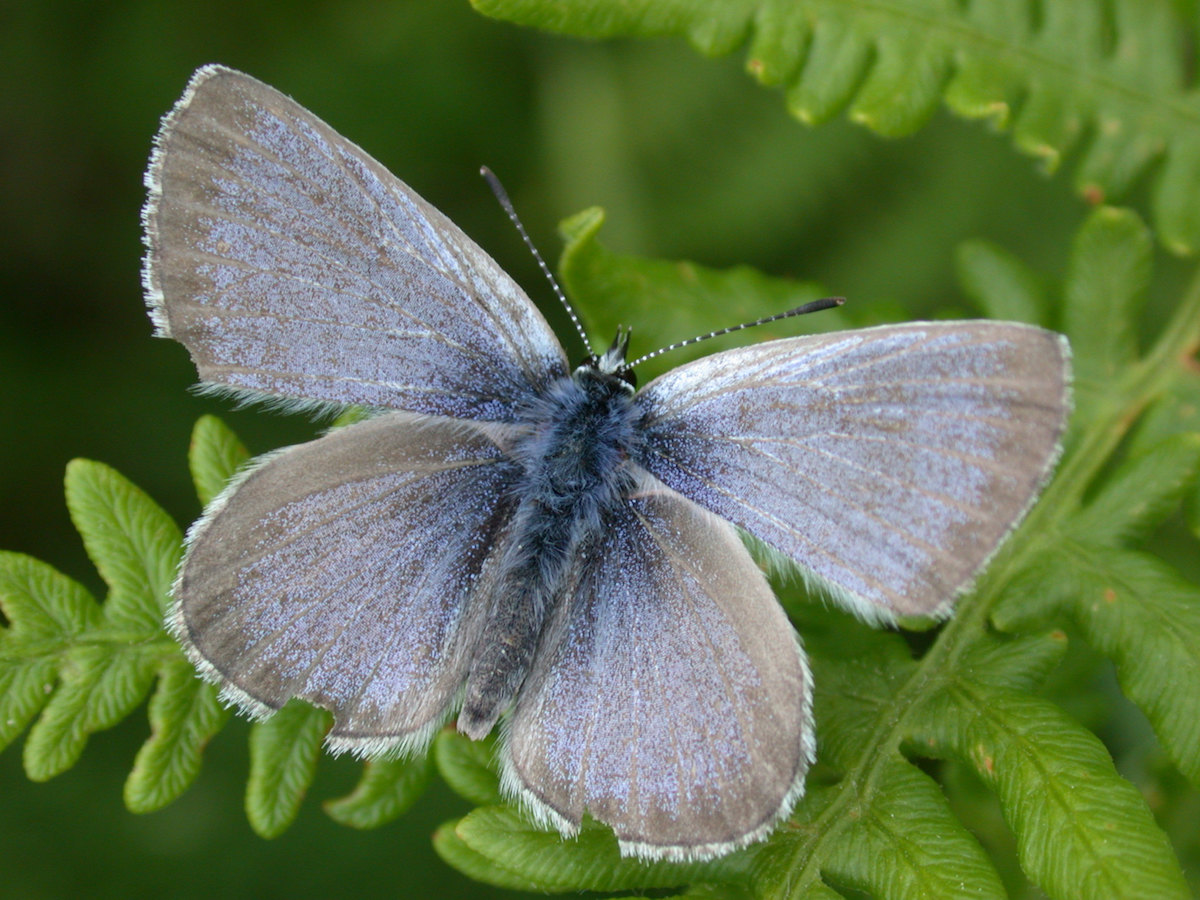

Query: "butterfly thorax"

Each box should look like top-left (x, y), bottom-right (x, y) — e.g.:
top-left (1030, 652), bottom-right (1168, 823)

top-left (458, 358), bottom-right (641, 740)
top-left (515, 366), bottom-right (638, 508)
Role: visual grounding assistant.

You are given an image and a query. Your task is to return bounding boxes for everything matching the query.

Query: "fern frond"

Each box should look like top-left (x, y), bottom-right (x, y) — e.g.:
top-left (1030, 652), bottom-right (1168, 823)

top-left (245, 699), bottom-right (331, 839)
top-left (474, 0), bottom-right (1200, 254)
top-left (780, 760), bottom-right (1008, 898)
top-left (915, 686), bottom-right (1188, 899)
top-left (188, 414), bottom-right (250, 507)
top-left (0, 461), bottom-right (184, 785)
top-left (955, 239), bottom-right (1050, 326)
top-left (434, 729), bottom-right (504, 806)
top-left (124, 656), bottom-right (227, 813)
top-left (437, 805), bottom-right (750, 893)
top-left (323, 755), bottom-right (432, 829)
top-left (0, 457), bottom-right (222, 809)
top-left (0, 554), bottom-right (98, 753)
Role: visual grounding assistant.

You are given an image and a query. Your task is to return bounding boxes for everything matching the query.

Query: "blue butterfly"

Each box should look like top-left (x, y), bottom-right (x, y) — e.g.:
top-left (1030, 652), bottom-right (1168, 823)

top-left (142, 65), bottom-right (1070, 861)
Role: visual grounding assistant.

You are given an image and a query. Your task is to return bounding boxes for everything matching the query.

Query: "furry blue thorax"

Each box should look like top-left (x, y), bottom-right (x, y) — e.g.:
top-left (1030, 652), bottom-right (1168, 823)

top-left (458, 347), bottom-right (641, 738)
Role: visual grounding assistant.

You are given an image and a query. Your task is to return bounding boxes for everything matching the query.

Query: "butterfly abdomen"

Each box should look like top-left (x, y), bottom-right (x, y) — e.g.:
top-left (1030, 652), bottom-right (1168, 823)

top-left (458, 367), bottom-right (640, 739)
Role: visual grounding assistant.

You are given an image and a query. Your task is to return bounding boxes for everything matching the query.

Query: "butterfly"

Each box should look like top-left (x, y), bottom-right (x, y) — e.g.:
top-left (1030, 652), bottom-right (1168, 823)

top-left (142, 64), bottom-right (1071, 861)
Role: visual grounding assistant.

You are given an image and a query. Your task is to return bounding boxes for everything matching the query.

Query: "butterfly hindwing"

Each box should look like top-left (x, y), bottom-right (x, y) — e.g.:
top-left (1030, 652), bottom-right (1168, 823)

top-left (503, 474), bottom-right (813, 860)
top-left (171, 413), bottom-right (521, 757)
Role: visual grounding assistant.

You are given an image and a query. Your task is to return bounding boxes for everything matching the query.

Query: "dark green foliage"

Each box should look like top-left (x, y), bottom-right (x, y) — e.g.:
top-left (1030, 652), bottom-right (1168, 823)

top-left (475, 0), bottom-right (1200, 254)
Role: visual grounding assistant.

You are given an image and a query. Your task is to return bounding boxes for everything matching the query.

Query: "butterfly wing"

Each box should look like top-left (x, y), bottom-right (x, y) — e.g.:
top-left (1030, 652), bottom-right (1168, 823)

top-left (503, 476), bottom-right (813, 861)
top-left (635, 321), bottom-right (1070, 621)
top-left (171, 413), bottom-right (519, 756)
top-left (143, 65), bottom-right (566, 421)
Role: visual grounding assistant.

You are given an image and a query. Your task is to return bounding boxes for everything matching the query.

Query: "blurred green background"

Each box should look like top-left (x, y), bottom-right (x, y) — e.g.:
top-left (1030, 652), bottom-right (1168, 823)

top-left (3, 1), bottom-right (1183, 897)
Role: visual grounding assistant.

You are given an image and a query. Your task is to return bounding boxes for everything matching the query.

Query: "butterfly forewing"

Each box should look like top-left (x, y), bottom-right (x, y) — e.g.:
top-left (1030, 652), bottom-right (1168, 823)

top-left (635, 321), bottom-right (1070, 621)
top-left (143, 65), bottom-right (567, 421)
top-left (172, 413), bottom-right (520, 757)
top-left (503, 475), bottom-right (813, 861)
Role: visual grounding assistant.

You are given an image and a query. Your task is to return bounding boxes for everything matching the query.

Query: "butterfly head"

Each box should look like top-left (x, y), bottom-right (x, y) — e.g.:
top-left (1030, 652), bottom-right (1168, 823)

top-left (576, 328), bottom-right (637, 392)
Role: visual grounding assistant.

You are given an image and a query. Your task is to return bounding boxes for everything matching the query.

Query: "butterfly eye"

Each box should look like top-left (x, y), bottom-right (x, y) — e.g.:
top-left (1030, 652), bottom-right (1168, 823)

top-left (572, 355), bottom-right (637, 390)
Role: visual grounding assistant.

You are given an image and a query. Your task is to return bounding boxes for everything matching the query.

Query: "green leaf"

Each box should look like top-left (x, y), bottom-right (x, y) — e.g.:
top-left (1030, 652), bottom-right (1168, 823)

top-left (0, 550), bottom-right (102, 641)
top-left (1125, 370), bottom-right (1200, 460)
top-left (440, 805), bottom-right (746, 893)
top-left (188, 415), bottom-right (249, 507)
top-left (1071, 433), bottom-right (1200, 546)
top-left (783, 15), bottom-right (874, 127)
top-left (807, 626), bottom-right (915, 770)
top-left (1007, 543), bottom-right (1200, 787)
top-left (557, 207), bottom-right (837, 382)
top-left (245, 700), bottom-right (331, 838)
top-left (673, 885), bottom-right (757, 900)
top-left (1063, 207), bottom-right (1153, 396)
top-left (23, 643), bottom-right (158, 781)
top-left (847, 27), bottom-right (952, 138)
top-left (433, 817), bottom-right (559, 893)
top-left (1074, 550), bottom-right (1200, 787)
top-left (323, 755), bottom-right (432, 829)
top-left (64, 459), bottom-right (182, 633)
top-left (947, 630), bottom-right (1069, 697)
top-left (759, 748), bottom-right (1009, 897)
top-left (2, 466), bottom-right (186, 782)
top-left (475, 0), bottom-right (1200, 252)
top-left (434, 728), bottom-right (502, 806)
top-left (913, 686), bottom-right (1190, 899)
top-left (1156, 139), bottom-right (1200, 256)
top-left (994, 420), bottom-right (1200, 791)
top-left (779, 883), bottom-right (842, 900)
top-left (955, 239), bottom-right (1048, 326)
top-left (0, 552), bottom-right (102, 752)
top-left (819, 759), bottom-right (1005, 899)
top-left (0, 652), bottom-right (56, 755)
top-left (124, 657), bottom-right (228, 813)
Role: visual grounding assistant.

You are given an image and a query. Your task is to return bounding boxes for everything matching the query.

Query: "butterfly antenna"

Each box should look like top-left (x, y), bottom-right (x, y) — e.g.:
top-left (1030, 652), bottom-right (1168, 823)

top-left (481, 167), bottom-right (592, 354)
top-left (626, 297), bottom-right (845, 369)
